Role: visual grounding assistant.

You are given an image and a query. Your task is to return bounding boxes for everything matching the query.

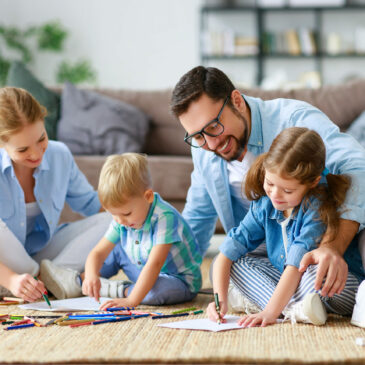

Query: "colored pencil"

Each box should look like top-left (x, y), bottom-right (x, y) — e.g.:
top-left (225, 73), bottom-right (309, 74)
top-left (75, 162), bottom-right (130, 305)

top-left (151, 313), bottom-right (189, 320)
top-left (171, 306), bottom-right (197, 314)
top-left (68, 314), bottom-right (117, 319)
top-left (92, 316), bottom-right (132, 325)
top-left (33, 277), bottom-right (52, 309)
top-left (10, 320), bottom-right (30, 326)
top-left (2, 297), bottom-right (25, 303)
top-left (105, 306), bottom-right (135, 311)
top-left (4, 323), bottom-right (35, 330)
top-left (57, 319), bottom-right (97, 326)
top-left (70, 321), bottom-right (94, 328)
top-left (214, 293), bottom-right (222, 324)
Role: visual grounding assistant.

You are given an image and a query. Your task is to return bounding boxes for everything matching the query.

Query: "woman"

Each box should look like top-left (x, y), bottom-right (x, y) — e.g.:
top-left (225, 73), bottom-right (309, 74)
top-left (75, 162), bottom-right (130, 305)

top-left (0, 87), bottom-right (111, 302)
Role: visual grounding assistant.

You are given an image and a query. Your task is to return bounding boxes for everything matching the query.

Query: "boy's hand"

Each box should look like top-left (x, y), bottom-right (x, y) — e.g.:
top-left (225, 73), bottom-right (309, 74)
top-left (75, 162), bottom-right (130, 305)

top-left (82, 275), bottom-right (101, 302)
top-left (237, 310), bottom-right (277, 328)
top-left (99, 298), bottom-right (136, 311)
top-left (207, 300), bottom-right (227, 323)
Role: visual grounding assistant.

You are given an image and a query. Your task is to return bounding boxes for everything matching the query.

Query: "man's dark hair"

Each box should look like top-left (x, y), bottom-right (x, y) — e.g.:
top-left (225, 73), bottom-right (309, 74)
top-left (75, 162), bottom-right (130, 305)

top-left (170, 66), bottom-right (236, 118)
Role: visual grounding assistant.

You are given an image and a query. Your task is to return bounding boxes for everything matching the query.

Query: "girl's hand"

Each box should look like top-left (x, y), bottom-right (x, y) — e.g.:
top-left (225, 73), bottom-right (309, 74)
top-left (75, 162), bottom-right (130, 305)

top-left (99, 298), bottom-right (136, 311)
top-left (9, 273), bottom-right (45, 302)
top-left (238, 310), bottom-right (277, 328)
top-left (207, 300), bottom-right (228, 323)
top-left (82, 275), bottom-right (101, 302)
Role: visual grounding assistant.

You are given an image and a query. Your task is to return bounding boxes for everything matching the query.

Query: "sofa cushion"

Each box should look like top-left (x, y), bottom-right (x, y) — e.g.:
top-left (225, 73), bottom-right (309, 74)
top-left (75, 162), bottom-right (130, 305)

top-left (243, 78), bottom-right (365, 131)
top-left (6, 61), bottom-right (60, 140)
top-left (84, 88), bottom-right (191, 156)
top-left (57, 83), bottom-right (149, 155)
top-left (347, 110), bottom-right (365, 148)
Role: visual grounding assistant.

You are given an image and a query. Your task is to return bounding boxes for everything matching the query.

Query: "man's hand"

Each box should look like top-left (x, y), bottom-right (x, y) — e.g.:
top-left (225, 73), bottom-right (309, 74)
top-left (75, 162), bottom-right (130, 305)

top-left (299, 246), bottom-right (348, 297)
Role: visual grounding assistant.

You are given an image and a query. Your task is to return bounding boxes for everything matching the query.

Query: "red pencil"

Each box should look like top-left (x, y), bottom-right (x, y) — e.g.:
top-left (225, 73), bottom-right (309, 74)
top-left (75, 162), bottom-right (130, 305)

top-left (70, 321), bottom-right (94, 328)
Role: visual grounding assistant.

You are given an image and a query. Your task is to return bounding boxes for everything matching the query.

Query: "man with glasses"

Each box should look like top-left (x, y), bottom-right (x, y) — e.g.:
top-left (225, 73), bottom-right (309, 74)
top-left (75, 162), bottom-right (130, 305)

top-left (170, 65), bottom-right (365, 299)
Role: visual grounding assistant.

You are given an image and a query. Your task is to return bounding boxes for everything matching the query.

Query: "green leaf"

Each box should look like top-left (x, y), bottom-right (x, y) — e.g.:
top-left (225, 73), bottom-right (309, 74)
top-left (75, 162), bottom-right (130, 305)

top-left (56, 60), bottom-right (97, 84)
top-left (37, 21), bottom-right (67, 51)
top-left (0, 57), bottom-right (10, 86)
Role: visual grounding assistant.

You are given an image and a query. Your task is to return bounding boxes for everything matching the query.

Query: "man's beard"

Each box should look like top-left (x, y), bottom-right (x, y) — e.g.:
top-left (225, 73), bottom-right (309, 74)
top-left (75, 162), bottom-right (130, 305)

top-left (214, 114), bottom-right (249, 162)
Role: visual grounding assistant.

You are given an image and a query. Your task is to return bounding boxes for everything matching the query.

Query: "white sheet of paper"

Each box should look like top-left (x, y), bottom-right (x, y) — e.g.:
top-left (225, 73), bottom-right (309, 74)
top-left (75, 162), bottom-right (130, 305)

top-left (18, 296), bottom-right (112, 311)
top-left (157, 315), bottom-right (244, 332)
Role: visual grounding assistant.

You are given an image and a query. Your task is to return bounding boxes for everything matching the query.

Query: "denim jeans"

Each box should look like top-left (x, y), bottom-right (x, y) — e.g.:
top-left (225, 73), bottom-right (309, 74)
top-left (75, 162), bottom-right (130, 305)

top-left (100, 243), bottom-right (197, 306)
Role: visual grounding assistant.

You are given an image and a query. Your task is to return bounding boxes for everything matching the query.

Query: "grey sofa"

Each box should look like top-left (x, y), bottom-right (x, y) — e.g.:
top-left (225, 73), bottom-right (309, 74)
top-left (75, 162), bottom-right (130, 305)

top-left (60, 79), bottom-right (365, 230)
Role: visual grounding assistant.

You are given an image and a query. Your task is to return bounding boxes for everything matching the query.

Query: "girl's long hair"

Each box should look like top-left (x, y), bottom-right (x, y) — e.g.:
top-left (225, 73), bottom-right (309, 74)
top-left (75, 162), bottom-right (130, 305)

top-left (244, 127), bottom-right (351, 242)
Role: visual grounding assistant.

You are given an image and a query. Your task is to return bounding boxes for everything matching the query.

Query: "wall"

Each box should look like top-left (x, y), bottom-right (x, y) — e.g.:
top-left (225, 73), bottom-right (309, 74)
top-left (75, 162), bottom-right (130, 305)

top-left (0, 0), bottom-right (202, 89)
top-left (1, 1), bottom-right (364, 89)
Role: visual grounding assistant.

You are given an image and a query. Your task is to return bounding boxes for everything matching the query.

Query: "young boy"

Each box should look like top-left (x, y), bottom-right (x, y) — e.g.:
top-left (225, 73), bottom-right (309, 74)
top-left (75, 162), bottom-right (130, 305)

top-left (41, 153), bottom-right (202, 307)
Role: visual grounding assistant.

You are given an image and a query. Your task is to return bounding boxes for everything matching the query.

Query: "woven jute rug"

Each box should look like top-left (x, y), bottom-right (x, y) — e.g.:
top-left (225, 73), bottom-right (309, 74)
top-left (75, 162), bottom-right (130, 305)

top-left (1, 259), bottom-right (364, 364)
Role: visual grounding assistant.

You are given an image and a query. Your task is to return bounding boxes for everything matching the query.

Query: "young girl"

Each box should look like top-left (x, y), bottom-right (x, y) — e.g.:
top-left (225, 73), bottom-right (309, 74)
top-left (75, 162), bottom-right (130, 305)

top-left (0, 87), bottom-right (111, 301)
top-left (207, 127), bottom-right (365, 327)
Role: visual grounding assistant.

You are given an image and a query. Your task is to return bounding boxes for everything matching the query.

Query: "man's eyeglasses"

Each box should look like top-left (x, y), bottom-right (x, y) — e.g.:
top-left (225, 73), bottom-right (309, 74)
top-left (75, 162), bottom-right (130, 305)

top-left (184, 97), bottom-right (229, 148)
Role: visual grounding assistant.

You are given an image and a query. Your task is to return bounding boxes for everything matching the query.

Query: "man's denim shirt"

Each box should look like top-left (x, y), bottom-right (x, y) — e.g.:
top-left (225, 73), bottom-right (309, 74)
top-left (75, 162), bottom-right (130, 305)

top-left (0, 141), bottom-right (100, 255)
top-left (183, 95), bottom-right (365, 256)
top-left (220, 196), bottom-right (365, 281)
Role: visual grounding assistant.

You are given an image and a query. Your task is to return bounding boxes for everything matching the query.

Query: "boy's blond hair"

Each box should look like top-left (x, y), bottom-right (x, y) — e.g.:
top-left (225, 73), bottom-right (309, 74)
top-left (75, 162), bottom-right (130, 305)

top-left (0, 87), bottom-right (47, 143)
top-left (98, 153), bottom-right (152, 207)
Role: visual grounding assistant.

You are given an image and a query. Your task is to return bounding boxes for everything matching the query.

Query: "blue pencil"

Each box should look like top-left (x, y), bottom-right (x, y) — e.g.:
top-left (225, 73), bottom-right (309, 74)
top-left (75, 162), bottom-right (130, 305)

top-left (93, 316), bottom-right (132, 325)
top-left (4, 323), bottom-right (35, 330)
top-left (68, 315), bottom-right (117, 319)
top-left (105, 307), bottom-right (135, 311)
top-left (151, 313), bottom-right (189, 320)
top-left (92, 314), bottom-right (149, 325)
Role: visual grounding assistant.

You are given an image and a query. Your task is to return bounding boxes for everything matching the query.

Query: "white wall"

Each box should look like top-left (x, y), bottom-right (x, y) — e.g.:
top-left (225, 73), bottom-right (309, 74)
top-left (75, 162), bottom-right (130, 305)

top-left (0, 0), bottom-right (202, 89)
top-left (1, 1), bottom-right (364, 89)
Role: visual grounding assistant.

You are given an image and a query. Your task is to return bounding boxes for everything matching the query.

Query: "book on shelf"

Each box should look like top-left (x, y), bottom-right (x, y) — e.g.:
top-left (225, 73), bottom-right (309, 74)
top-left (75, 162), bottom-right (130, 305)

top-left (286, 29), bottom-right (301, 55)
top-left (289, 0), bottom-right (345, 6)
top-left (202, 30), bottom-right (258, 57)
top-left (235, 36), bottom-right (259, 56)
top-left (298, 28), bottom-right (317, 55)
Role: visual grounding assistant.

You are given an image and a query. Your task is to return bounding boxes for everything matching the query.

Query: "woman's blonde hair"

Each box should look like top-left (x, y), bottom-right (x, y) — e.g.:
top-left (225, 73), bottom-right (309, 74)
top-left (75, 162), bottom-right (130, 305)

top-left (245, 127), bottom-right (351, 242)
top-left (98, 153), bottom-right (152, 208)
top-left (0, 87), bottom-right (47, 142)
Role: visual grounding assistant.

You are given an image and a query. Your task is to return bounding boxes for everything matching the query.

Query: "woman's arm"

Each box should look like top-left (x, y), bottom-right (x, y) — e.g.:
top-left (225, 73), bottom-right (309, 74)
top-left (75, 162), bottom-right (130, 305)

top-left (207, 253), bottom-right (233, 322)
top-left (0, 262), bottom-right (45, 302)
top-left (238, 265), bottom-right (302, 327)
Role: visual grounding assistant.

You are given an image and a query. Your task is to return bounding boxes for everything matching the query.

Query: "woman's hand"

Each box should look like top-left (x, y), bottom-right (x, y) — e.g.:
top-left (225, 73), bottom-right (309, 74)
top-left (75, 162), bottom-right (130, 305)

top-left (9, 273), bottom-right (45, 302)
top-left (82, 275), bottom-right (101, 302)
top-left (237, 310), bottom-right (277, 328)
top-left (207, 300), bottom-right (228, 323)
top-left (99, 298), bottom-right (136, 311)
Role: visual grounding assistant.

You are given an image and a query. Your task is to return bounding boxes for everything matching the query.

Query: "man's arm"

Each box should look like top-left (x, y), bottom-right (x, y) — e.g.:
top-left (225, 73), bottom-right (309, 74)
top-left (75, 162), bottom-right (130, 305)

top-left (182, 154), bottom-right (219, 256)
top-left (299, 218), bottom-right (359, 297)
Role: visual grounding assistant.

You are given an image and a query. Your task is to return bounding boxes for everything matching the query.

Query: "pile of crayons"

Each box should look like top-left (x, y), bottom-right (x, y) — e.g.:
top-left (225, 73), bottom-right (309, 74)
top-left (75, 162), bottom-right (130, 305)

top-left (0, 306), bottom-right (204, 331)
